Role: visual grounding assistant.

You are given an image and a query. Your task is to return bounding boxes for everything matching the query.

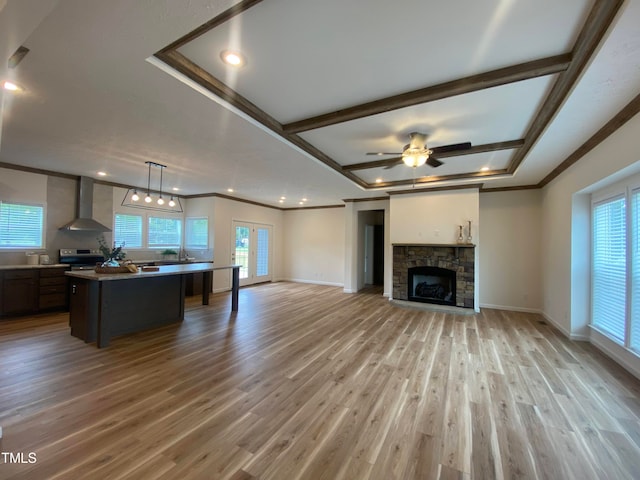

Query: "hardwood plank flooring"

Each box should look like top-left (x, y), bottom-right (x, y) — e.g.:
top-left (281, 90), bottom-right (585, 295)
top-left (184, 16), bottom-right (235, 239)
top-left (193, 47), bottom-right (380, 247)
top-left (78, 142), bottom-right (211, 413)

top-left (1, 282), bottom-right (640, 479)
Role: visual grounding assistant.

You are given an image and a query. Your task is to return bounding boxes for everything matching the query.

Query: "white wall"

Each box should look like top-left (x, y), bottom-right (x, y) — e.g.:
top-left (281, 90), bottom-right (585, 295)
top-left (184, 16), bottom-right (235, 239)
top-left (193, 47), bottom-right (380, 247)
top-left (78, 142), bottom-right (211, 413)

top-left (390, 188), bottom-right (480, 310)
top-left (212, 196), bottom-right (284, 292)
top-left (542, 111), bottom-right (640, 377)
top-left (479, 190), bottom-right (542, 312)
top-left (282, 207), bottom-right (345, 286)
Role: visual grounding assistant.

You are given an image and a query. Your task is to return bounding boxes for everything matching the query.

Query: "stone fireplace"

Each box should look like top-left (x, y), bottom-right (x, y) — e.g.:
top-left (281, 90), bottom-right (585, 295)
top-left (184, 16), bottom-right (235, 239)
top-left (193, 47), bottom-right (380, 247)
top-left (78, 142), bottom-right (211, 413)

top-left (393, 244), bottom-right (475, 308)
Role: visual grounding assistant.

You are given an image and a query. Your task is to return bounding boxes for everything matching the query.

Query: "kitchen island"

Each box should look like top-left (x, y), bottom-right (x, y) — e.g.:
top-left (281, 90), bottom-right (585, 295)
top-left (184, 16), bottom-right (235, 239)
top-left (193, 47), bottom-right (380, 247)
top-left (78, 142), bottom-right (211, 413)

top-left (66, 263), bottom-right (240, 348)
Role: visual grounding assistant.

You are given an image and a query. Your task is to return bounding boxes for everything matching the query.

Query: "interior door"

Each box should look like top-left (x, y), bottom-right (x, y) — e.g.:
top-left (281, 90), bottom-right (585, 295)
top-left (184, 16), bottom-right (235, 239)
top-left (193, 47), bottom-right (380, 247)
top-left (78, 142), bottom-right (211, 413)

top-left (232, 221), bottom-right (272, 286)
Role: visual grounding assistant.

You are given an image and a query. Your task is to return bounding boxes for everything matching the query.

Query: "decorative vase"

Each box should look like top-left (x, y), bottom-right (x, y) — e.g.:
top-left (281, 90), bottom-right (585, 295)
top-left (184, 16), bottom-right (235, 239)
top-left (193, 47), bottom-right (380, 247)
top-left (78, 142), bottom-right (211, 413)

top-left (467, 220), bottom-right (472, 244)
top-left (457, 225), bottom-right (464, 244)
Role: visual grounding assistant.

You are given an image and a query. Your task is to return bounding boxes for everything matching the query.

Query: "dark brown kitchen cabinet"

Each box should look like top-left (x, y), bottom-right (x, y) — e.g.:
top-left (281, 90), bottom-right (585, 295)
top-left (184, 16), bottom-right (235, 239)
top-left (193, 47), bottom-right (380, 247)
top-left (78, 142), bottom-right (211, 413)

top-left (0, 270), bottom-right (38, 316)
top-left (0, 267), bottom-right (70, 318)
top-left (39, 268), bottom-right (69, 311)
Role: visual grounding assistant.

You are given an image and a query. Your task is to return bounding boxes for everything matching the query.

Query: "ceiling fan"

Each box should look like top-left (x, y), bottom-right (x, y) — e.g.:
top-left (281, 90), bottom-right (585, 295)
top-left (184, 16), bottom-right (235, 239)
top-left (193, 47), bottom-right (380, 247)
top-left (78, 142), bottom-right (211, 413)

top-left (367, 132), bottom-right (472, 169)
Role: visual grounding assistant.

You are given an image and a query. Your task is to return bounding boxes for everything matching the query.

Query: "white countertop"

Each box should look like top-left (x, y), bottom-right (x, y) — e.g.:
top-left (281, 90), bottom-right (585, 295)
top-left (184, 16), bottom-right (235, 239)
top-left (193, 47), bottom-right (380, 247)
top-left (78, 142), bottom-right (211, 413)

top-left (0, 263), bottom-right (68, 271)
top-left (65, 263), bottom-right (240, 282)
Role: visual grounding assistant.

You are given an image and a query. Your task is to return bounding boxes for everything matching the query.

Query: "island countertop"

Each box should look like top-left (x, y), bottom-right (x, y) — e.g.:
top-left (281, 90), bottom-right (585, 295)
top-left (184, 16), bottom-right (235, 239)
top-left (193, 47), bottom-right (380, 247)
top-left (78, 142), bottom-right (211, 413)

top-left (65, 262), bottom-right (240, 281)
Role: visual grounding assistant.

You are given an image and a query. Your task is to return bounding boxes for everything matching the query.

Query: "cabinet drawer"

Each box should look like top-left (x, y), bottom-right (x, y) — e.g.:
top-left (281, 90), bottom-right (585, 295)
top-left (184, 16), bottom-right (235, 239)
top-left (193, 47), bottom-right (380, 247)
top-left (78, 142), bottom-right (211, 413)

top-left (4, 270), bottom-right (37, 280)
top-left (40, 268), bottom-right (68, 278)
top-left (39, 293), bottom-right (67, 309)
top-left (40, 276), bottom-right (67, 286)
top-left (40, 284), bottom-right (68, 295)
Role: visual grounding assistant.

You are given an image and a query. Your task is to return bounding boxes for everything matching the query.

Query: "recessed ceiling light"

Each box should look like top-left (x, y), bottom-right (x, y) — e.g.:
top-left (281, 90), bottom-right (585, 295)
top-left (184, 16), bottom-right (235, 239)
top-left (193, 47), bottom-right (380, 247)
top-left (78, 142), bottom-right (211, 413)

top-left (481, 166), bottom-right (490, 172)
top-left (280, 196), bottom-right (286, 200)
top-left (301, 198), bottom-right (308, 202)
top-left (227, 188), bottom-right (234, 193)
top-left (299, 201), bottom-right (304, 205)
top-left (220, 50), bottom-right (246, 67)
top-left (375, 178), bottom-right (382, 183)
top-left (3, 81), bottom-right (19, 91)
top-left (279, 200), bottom-right (284, 204)
top-left (172, 187), bottom-right (179, 191)
top-left (97, 171), bottom-right (107, 176)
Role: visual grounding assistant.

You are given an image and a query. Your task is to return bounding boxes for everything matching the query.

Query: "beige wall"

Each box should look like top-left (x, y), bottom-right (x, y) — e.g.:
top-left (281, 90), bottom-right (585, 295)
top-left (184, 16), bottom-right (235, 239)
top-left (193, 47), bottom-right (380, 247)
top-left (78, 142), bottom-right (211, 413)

top-left (541, 111), bottom-right (640, 378)
top-left (282, 207), bottom-right (345, 286)
top-left (479, 190), bottom-right (542, 312)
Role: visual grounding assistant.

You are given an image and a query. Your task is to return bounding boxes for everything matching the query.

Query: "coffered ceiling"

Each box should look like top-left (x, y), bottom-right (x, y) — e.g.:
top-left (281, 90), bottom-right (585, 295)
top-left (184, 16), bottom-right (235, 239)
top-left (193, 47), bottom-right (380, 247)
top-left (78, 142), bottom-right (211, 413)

top-left (0, 0), bottom-right (639, 207)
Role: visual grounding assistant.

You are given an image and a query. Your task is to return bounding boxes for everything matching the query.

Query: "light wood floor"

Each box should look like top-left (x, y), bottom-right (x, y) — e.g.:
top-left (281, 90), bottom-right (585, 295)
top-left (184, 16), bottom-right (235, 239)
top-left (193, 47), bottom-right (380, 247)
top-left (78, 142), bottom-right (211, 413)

top-left (1, 282), bottom-right (640, 479)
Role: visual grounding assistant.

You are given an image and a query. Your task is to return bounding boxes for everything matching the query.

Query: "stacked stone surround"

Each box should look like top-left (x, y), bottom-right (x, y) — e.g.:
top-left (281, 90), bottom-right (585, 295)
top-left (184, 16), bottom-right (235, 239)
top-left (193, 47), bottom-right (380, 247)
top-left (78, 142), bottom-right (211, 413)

top-left (392, 244), bottom-right (475, 308)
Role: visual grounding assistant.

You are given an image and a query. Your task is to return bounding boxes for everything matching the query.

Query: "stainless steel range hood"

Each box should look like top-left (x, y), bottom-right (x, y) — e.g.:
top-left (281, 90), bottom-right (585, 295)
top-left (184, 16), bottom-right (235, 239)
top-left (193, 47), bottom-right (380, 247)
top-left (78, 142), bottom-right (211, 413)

top-left (59, 176), bottom-right (111, 232)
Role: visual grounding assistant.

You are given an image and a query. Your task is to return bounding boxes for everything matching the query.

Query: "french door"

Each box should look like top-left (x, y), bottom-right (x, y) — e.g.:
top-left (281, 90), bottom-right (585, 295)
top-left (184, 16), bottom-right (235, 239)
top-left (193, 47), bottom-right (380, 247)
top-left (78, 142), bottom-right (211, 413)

top-left (232, 221), bottom-right (272, 286)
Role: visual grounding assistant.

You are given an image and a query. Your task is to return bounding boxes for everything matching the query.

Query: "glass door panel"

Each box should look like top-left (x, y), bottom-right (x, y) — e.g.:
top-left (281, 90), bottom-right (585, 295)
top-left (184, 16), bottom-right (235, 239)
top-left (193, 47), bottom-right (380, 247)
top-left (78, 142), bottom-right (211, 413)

top-left (234, 224), bottom-right (250, 281)
top-left (232, 221), bottom-right (272, 286)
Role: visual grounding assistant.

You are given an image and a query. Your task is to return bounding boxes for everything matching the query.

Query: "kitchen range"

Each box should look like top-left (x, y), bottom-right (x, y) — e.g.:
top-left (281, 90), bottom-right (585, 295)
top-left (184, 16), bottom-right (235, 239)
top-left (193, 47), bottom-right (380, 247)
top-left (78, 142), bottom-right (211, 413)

top-left (59, 248), bottom-right (105, 270)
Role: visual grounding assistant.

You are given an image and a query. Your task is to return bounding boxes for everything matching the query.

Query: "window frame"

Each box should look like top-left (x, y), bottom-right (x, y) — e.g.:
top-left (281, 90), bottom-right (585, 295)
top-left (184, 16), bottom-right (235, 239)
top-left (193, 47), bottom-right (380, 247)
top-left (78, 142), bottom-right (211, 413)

top-left (0, 200), bottom-right (46, 250)
top-left (590, 178), bottom-right (640, 355)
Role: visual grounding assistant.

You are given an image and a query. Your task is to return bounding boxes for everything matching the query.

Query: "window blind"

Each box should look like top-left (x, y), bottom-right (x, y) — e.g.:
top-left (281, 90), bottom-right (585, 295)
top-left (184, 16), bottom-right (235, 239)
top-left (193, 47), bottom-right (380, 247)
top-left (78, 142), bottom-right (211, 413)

top-left (0, 202), bottom-right (44, 248)
top-left (256, 227), bottom-right (269, 276)
top-left (114, 214), bottom-right (142, 248)
top-left (148, 216), bottom-right (182, 248)
top-left (631, 190), bottom-right (640, 352)
top-left (185, 217), bottom-right (208, 249)
top-left (592, 196), bottom-right (627, 343)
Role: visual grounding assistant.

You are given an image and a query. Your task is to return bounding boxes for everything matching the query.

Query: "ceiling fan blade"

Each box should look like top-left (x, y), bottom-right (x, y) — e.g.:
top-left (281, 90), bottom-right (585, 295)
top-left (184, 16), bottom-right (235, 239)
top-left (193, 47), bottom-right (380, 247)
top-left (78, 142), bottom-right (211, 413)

top-left (366, 152), bottom-right (402, 156)
top-left (430, 142), bottom-right (472, 155)
top-left (426, 156), bottom-right (443, 168)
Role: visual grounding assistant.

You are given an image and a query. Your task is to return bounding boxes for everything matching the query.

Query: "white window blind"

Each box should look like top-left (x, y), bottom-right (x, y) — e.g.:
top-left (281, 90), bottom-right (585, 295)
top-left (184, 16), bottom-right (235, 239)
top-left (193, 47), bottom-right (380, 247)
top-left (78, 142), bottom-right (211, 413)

top-left (0, 201), bottom-right (44, 248)
top-left (631, 190), bottom-right (640, 352)
top-left (114, 213), bottom-right (142, 248)
top-left (592, 196), bottom-right (627, 343)
top-left (148, 216), bottom-right (182, 248)
top-left (185, 217), bottom-right (208, 249)
top-left (256, 227), bottom-right (269, 276)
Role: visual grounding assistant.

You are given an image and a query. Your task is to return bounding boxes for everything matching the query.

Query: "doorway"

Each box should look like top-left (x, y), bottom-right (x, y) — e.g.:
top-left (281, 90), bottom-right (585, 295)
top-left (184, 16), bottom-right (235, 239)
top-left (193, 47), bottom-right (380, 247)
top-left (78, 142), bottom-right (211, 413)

top-left (232, 221), bottom-right (272, 286)
top-left (361, 210), bottom-right (385, 287)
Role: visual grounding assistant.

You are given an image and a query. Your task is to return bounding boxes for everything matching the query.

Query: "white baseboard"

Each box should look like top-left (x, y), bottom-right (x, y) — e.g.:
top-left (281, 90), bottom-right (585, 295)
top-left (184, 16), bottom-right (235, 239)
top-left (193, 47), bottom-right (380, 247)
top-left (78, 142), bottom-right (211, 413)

top-left (540, 311), bottom-right (589, 341)
top-left (283, 278), bottom-right (344, 288)
top-left (480, 303), bottom-right (542, 314)
top-left (589, 332), bottom-right (640, 381)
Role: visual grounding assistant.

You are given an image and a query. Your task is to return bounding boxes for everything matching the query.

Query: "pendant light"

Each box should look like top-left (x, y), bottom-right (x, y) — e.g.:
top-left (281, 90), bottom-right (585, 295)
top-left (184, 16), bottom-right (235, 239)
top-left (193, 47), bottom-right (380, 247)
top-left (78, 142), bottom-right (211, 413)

top-left (121, 161), bottom-right (183, 212)
top-left (157, 165), bottom-right (165, 205)
top-left (144, 161), bottom-right (153, 203)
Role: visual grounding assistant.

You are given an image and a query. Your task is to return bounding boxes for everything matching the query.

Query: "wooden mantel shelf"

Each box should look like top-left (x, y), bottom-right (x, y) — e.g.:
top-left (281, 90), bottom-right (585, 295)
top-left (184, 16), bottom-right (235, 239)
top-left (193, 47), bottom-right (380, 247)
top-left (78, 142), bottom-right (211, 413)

top-left (392, 243), bottom-right (476, 248)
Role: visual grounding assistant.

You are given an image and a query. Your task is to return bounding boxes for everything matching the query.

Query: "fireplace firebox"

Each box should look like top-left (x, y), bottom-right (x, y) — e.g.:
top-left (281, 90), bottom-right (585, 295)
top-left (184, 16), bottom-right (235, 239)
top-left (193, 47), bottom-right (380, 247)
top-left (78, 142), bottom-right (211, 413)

top-left (408, 266), bottom-right (456, 306)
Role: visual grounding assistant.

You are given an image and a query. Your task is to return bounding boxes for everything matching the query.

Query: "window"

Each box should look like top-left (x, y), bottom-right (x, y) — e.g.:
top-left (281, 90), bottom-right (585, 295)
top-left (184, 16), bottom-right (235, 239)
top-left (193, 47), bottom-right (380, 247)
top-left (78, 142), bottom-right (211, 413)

top-left (591, 186), bottom-right (640, 355)
top-left (185, 217), bottom-right (208, 249)
top-left (0, 201), bottom-right (44, 249)
top-left (114, 213), bottom-right (143, 248)
top-left (148, 216), bottom-right (182, 248)
top-left (632, 189), bottom-right (640, 351)
top-left (592, 195), bottom-right (627, 342)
